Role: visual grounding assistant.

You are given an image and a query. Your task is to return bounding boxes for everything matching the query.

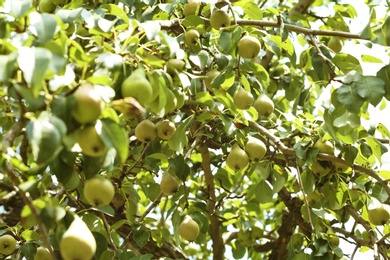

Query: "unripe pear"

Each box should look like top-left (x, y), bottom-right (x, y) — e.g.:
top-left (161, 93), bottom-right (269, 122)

top-left (183, 0), bottom-right (199, 16)
top-left (78, 124), bottom-right (107, 157)
top-left (0, 234), bottom-right (16, 256)
top-left (84, 176), bottom-right (115, 206)
top-left (311, 161), bottom-right (330, 176)
top-left (226, 144), bottom-right (249, 171)
top-left (233, 88), bottom-right (254, 110)
top-left (135, 119), bottom-right (157, 143)
top-left (210, 9), bottom-right (231, 30)
top-left (60, 216), bottom-right (96, 260)
top-left (156, 120), bottom-right (176, 140)
top-left (204, 70), bottom-right (220, 91)
top-left (71, 84), bottom-right (104, 124)
top-left (179, 215), bottom-right (200, 241)
top-left (327, 37), bottom-right (342, 53)
top-left (160, 171), bottom-right (180, 195)
top-left (166, 59), bottom-right (185, 75)
top-left (245, 136), bottom-right (266, 162)
top-left (39, 0), bottom-right (56, 13)
top-left (34, 246), bottom-right (51, 260)
top-left (314, 138), bottom-right (334, 155)
top-left (237, 35), bottom-right (261, 59)
top-left (184, 29), bottom-right (200, 47)
top-left (121, 68), bottom-right (153, 105)
top-left (253, 94), bottom-right (274, 117)
top-left (368, 199), bottom-right (390, 225)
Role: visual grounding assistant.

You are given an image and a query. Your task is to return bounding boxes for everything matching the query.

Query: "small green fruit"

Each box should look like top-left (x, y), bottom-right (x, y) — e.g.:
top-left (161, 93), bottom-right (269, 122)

top-left (226, 144), bottom-right (249, 171)
top-left (0, 234), bottom-right (17, 256)
top-left (166, 59), bottom-right (185, 76)
top-left (253, 94), bottom-right (274, 117)
top-left (39, 0), bottom-right (56, 13)
top-left (78, 124), bottom-right (107, 157)
top-left (60, 216), bottom-right (96, 260)
top-left (210, 9), bottom-right (231, 30)
top-left (164, 88), bottom-right (178, 114)
top-left (135, 119), bottom-right (157, 143)
top-left (233, 88), bottom-right (254, 110)
top-left (368, 201), bottom-right (390, 225)
top-left (327, 38), bottom-right (342, 53)
top-left (183, 0), bottom-right (199, 16)
top-left (71, 84), bottom-right (104, 124)
top-left (84, 176), bottom-right (115, 206)
top-left (121, 68), bottom-right (153, 105)
top-left (184, 29), bottom-right (200, 47)
top-left (237, 35), bottom-right (261, 59)
top-left (179, 216), bottom-right (200, 241)
top-left (245, 136), bottom-right (266, 162)
top-left (311, 161), bottom-right (330, 176)
top-left (314, 138), bottom-right (334, 155)
top-left (204, 70), bottom-right (220, 91)
top-left (160, 171), bottom-right (180, 195)
top-left (156, 120), bottom-right (176, 140)
top-left (34, 246), bottom-right (51, 260)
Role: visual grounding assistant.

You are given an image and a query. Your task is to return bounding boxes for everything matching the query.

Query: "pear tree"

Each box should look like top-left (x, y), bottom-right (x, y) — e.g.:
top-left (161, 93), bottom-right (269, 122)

top-left (2, 0), bottom-right (390, 259)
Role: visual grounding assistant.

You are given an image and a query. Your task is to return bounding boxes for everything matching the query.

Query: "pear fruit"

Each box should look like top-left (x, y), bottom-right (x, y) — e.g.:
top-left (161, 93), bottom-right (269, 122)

top-left (164, 88), bottom-right (178, 114)
top-left (121, 68), bottom-right (153, 105)
top-left (245, 136), bottom-right (266, 162)
top-left (368, 200), bottom-right (390, 225)
top-left (233, 88), bottom-right (254, 110)
top-left (0, 234), bottom-right (16, 255)
top-left (84, 176), bottom-right (115, 206)
top-left (39, 0), bottom-right (56, 13)
top-left (60, 215), bottom-right (96, 260)
top-left (253, 94), bottom-right (274, 117)
top-left (135, 119), bottom-right (157, 143)
top-left (237, 35), bottom-right (261, 59)
top-left (160, 171), bottom-right (180, 195)
top-left (210, 9), bottom-right (231, 30)
top-left (51, 0), bottom-right (68, 5)
top-left (71, 84), bottom-right (104, 124)
top-left (311, 161), bottom-right (330, 176)
top-left (156, 120), bottom-right (176, 140)
top-left (204, 70), bottom-right (220, 91)
top-left (226, 144), bottom-right (249, 171)
top-left (327, 37), bottom-right (342, 53)
top-left (314, 138), bottom-right (334, 155)
top-left (78, 124), bottom-right (107, 157)
top-left (34, 246), bottom-right (51, 260)
top-left (183, 0), bottom-right (199, 16)
top-left (184, 29), bottom-right (200, 47)
top-left (166, 59), bottom-right (185, 76)
top-left (179, 215), bottom-right (200, 241)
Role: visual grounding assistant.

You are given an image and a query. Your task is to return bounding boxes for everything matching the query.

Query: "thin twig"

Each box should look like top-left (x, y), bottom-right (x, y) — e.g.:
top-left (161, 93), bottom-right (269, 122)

top-left (295, 157), bottom-right (314, 230)
top-left (138, 192), bottom-right (164, 222)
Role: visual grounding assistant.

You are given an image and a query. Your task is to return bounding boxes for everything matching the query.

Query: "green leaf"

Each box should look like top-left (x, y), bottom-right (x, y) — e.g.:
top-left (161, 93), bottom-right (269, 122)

top-left (332, 53), bottom-right (361, 73)
top-left (255, 180), bottom-right (273, 203)
top-left (335, 84), bottom-right (365, 113)
top-left (0, 52), bottom-right (17, 82)
top-left (17, 47), bottom-right (51, 96)
top-left (101, 119), bottom-right (129, 164)
top-left (167, 115), bottom-right (194, 153)
top-left (354, 76), bottom-right (385, 106)
top-left (30, 13), bottom-right (57, 44)
top-left (333, 110), bottom-right (360, 128)
top-left (301, 170), bottom-right (315, 195)
top-left (241, 2), bottom-right (263, 20)
top-left (9, 0), bottom-right (31, 18)
top-left (361, 54), bottom-right (382, 63)
top-left (168, 155), bottom-right (190, 182)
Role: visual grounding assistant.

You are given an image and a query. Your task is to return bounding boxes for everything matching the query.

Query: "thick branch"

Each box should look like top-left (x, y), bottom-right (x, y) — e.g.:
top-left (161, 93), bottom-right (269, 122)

top-left (199, 143), bottom-right (224, 260)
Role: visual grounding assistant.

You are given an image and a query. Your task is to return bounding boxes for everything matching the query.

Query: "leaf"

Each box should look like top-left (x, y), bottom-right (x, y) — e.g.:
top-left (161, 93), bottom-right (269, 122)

top-left (0, 52), bottom-right (18, 82)
top-left (255, 180), bottom-right (273, 203)
top-left (361, 54), bottom-right (382, 63)
top-left (377, 64), bottom-right (390, 100)
top-left (335, 84), bottom-right (365, 113)
top-left (167, 115), bottom-right (194, 153)
top-left (242, 2), bottom-right (263, 20)
top-left (332, 53), bottom-right (361, 73)
top-left (168, 155), bottom-right (190, 182)
top-left (30, 13), bottom-right (57, 44)
top-left (333, 110), bottom-right (360, 128)
top-left (101, 118), bottom-right (129, 164)
top-left (17, 47), bottom-right (52, 96)
top-left (354, 76), bottom-right (385, 106)
top-left (9, 0), bottom-right (31, 18)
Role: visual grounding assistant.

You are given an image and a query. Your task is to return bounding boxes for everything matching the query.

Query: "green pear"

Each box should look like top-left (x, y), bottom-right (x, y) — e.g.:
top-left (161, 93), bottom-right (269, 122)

top-left (314, 138), bottom-right (334, 155)
top-left (245, 136), bottom-right (266, 162)
top-left (233, 88), bottom-right (254, 110)
top-left (327, 37), bottom-right (342, 53)
top-left (84, 176), bottom-right (115, 206)
top-left (368, 199), bottom-right (390, 225)
top-left (78, 124), bottom-right (107, 157)
top-left (39, 0), bottom-right (56, 13)
top-left (160, 171), bottom-right (180, 195)
top-left (173, 88), bottom-right (186, 109)
top-left (183, 0), bottom-right (199, 16)
top-left (204, 70), bottom-right (220, 91)
top-left (237, 35), bottom-right (261, 59)
top-left (184, 29), bottom-right (200, 47)
top-left (164, 88), bottom-right (178, 114)
top-left (226, 144), bottom-right (249, 171)
top-left (179, 215), bottom-right (199, 241)
top-left (311, 161), bottom-right (330, 176)
top-left (253, 94), bottom-right (274, 117)
top-left (135, 119), bottom-right (157, 143)
top-left (156, 120), bottom-right (176, 140)
top-left (166, 59), bottom-right (185, 76)
top-left (0, 234), bottom-right (16, 256)
top-left (121, 68), bottom-right (153, 105)
top-left (71, 83), bottom-right (104, 124)
top-left (60, 215), bottom-right (96, 260)
top-left (34, 246), bottom-right (51, 260)
top-left (210, 9), bottom-right (231, 30)
top-left (51, 0), bottom-right (68, 5)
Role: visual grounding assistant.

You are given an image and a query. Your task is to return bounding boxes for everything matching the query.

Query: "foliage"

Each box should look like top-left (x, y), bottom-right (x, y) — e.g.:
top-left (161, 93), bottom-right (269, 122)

top-left (1, 0), bottom-right (390, 259)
